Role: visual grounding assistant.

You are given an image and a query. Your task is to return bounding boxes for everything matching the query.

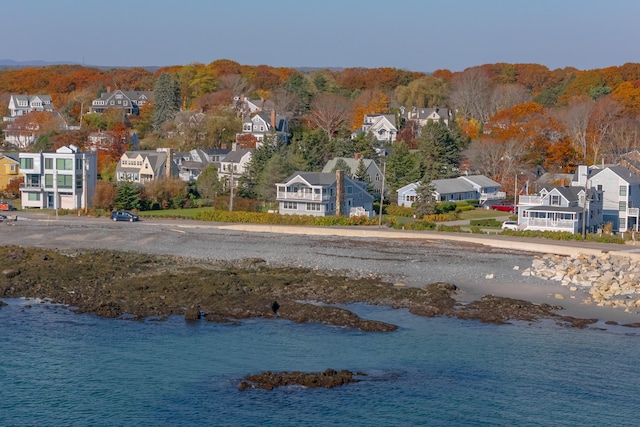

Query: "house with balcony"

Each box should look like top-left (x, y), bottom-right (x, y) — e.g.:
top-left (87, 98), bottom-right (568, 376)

top-left (397, 175), bottom-right (504, 207)
top-left (276, 171), bottom-right (374, 217)
top-left (587, 165), bottom-right (640, 232)
top-left (115, 149), bottom-right (177, 183)
top-left (89, 90), bottom-right (153, 115)
top-left (174, 148), bottom-right (231, 183)
top-left (19, 145), bottom-right (97, 210)
top-left (517, 184), bottom-right (603, 234)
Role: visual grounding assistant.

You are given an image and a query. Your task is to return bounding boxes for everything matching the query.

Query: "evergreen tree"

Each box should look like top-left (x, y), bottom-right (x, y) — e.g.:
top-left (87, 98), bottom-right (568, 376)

top-left (385, 141), bottom-right (422, 193)
top-left (331, 158), bottom-right (352, 176)
top-left (418, 119), bottom-right (465, 180)
top-left (114, 181), bottom-right (141, 211)
top-left (238, 142), bottom-right (278, 198)
top-left (354, 158), bottom-right (367, 181)
top-left (413, 180), bottom-right (437, 218)
top-left (197, 164), bottom-right (223, 202)
top-left (255, 153), bottom-right (295, 202)
top-left (153, 72), bottom-right (180, 130)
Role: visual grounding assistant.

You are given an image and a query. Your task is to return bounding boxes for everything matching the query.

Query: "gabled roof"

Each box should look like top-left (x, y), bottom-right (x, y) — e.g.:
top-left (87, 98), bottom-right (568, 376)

top-left (432, 178), bottom-right (475, 195)
top-left (222, 149), bottom-right (252, 163)
top-left (460, 175), bottom-right (500, 188)
top-left (590, 166), bottom-right (640, 185)
top-left (284, 171), bottom-right (337, 186)
top-left (321, 157), bottom-right (380, 174)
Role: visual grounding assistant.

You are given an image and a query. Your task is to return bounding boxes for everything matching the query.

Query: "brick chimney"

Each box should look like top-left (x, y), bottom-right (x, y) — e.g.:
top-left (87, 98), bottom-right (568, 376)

top-left (335, 169), bottom-right (344, 217)
top-left (270, 110), bottom-right (276, 128)
top-left (165, 148), bottom-right (172, 178)
top-left (354, 153), bottom-right (361, 160)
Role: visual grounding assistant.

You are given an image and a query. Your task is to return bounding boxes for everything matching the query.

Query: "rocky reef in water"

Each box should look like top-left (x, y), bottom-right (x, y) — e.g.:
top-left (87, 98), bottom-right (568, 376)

top-left (238, 369), bottom-right (361, 391)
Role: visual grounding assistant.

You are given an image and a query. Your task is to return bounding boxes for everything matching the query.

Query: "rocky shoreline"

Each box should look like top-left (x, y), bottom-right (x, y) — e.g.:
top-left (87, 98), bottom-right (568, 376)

top-left (1, 245), bottom-right (629, 329)
top-left (524, 252), bottom-right (640, 325)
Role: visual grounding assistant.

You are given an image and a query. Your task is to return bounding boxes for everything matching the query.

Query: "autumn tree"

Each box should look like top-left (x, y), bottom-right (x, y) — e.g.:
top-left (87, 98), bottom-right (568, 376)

top-left (395, 76), bottom-right (447, 109)
top-left (351, 89), bottom-right (389, 130)
top-left (92, 180), bottom-right (116, 210)
top-left (308, 93), bottom-right (351, 140)
top-left (557, 96), bottom-right (593, 161)
top-left (153, 72), bottom-right (180, 130)
top-left (197, 164), bottom-right (223, 203)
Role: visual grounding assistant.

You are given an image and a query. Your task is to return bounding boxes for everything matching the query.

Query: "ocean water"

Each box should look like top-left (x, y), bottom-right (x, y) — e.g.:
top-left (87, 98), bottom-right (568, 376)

top-left (1, 299), bottom-right (639, 427)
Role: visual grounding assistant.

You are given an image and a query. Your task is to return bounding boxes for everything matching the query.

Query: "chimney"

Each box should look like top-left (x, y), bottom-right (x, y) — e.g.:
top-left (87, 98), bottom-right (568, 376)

top-left (232, 142), bottom-right (238, 151)
top-left (107, 86), bottom-right (111, 93)
top-left (354, 153), bottom-right (361, 160)
top-left (335, 169), bottom-right (344, 217)
top-left (165, 148), bottom-right (172, 178)
top-left (270, 110), bottom-right (276, 128)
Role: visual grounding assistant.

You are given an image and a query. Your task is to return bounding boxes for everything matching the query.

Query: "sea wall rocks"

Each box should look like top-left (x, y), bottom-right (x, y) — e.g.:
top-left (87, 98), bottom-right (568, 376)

top-left (523, 253), bottom-right (640, 312)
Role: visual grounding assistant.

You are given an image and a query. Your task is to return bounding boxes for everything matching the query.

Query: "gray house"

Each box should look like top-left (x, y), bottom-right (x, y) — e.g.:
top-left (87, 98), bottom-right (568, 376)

top-left (321, 156), bottom-right (383, 195)
top-left (397, 175), bottom-right (505, 207)
top-left (276, 171), bottom-right (374, 218)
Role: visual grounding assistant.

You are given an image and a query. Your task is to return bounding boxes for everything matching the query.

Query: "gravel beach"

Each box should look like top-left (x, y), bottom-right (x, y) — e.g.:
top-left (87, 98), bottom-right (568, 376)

top-left (2, 213), bottom-right (639, 324)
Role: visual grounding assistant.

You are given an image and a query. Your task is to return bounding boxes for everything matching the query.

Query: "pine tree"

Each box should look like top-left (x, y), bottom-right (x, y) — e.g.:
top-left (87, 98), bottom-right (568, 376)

top-left (153, 72), bottom-right (180, 130)
top-left (413, 180), bottom-right (436, 218)
top-left (332, 158), bottom-right (352, 176)
top-left (114, 181), bottom-right (141, 211)
top-left (354, 158), bottom-right (367, 181)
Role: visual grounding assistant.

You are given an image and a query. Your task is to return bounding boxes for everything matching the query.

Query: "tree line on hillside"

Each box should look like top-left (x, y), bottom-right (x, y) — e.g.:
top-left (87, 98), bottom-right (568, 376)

top-left (2, 60), bottom-right (640, 211)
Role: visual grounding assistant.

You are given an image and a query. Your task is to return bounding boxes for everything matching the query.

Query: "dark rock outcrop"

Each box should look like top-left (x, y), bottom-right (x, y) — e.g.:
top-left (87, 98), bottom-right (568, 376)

top-left (238, 369), bottom-right (360, 391)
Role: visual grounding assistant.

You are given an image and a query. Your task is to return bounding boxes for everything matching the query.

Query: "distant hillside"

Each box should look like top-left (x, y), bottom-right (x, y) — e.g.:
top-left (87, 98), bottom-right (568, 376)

top-left (0, 59), bottom-right (80, 67)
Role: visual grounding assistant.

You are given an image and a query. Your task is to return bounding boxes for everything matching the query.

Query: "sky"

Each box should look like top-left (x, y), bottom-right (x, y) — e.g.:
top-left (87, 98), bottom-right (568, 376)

top-left (3, 0), bottom-right (639, 72)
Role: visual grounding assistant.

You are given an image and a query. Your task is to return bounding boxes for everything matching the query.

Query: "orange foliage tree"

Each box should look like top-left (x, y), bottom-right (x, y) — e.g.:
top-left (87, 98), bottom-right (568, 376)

top-left (350, 89), bottom-right (389, 130)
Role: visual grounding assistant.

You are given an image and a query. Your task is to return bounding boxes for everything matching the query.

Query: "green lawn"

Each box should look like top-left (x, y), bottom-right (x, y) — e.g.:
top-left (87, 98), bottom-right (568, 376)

top-left (458, 208), bottom-right (513, 220)
top-left (138, 207), bottom-right (211, 219)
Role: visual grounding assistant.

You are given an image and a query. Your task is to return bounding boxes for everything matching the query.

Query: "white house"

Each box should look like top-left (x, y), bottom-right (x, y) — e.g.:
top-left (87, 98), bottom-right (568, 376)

top-left (399, 106), bottom-right (450, 127)
top-left (238, 111), bottom-right (289, 145)
top-left (218, 148), bottom-right (253, 190)
top-left (19, 145), bottom-right (97, 210)
top-left (6, 94), bottom-right (54, 119)
top-left (397, 175), bottom-right (504, 207)
top-left (276, 171), bottom-right (374, 218)
top-left (352, 114), bottom-right (397, 143)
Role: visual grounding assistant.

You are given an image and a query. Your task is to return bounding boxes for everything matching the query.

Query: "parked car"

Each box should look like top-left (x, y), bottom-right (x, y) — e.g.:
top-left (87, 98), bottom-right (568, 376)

top-left (501, 220), bottom-right (518, 231)
top-left (0, 214), bottom-right (7, 220)
top-left (110, 210), bottom-right (139, 222)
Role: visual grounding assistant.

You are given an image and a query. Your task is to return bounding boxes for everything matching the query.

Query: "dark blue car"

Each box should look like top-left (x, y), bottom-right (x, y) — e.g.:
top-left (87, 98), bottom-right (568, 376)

top-left (110, 210), bottom-right (139, 222)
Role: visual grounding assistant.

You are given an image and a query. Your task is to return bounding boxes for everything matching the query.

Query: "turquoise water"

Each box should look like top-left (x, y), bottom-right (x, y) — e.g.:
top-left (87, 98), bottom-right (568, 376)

top-left (1, 299), bottom-right (639, 426)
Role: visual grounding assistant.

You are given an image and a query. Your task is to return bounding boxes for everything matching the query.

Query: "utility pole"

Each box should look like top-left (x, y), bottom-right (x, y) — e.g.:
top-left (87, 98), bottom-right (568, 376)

top-left (378, 162), bottom-right (386, 227)
top-left (229, 163), bottom-right (234, 212)
top-left (581, 177), bottom-right (588, 239)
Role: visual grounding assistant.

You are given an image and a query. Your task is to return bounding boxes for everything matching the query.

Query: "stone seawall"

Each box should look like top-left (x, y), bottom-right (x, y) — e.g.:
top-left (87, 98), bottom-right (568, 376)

top-left (523, 253), bottom-right (640, 313)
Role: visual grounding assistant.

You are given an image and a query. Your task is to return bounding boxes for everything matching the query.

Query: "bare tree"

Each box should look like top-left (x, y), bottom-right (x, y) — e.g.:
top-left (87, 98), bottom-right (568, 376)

top-left (606, 116), bottom-right (640, 162)
top-left (557, 96), bottom-right (593, 160)
top-left (490, 84), bottom-right (531, 115)
top-left (218, 74), bottom-right (250, 96)
top-left (587, 97), bottom-right (622, 165)
top-left (271, 87), bottom-right (300, 116)
top-left (308, 93), bottom-right (352, 140)
top-left (448, 67), bottom-right (493, 123)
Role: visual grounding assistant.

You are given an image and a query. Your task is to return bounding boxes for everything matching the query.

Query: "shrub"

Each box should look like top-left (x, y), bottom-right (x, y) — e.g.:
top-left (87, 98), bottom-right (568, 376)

top-left (470, 219), bottom-right (502, 227)
top-left (385, 204), bottom-right (414, 217)
top-left (194, 210), bottom-right (379, 226)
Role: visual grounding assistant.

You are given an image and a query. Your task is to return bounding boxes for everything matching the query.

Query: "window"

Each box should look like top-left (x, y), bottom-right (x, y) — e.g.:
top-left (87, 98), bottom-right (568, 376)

top-left (45, 158), bottom-right (53, 169)
top-left (347, 186), bottom-right (353, 194)
top-left (57, 174), bottom-right (73, 189)
top-left (306, 203), bottom-right (321, 211)
top-left (124, 101), bottom-right (128, 106)
top-left (19, 158), bottom-right (33, 169)
top-left (110, 101), bottom-right (115, 105)
top-left (620, 185), bottom-right (627, 196)
top-left (76, 159), bottom-right (83, 170)
top-left (284, 201), bottom-right (297, 209)
top-left (9, 165), bottom-right (15, 172)
top-left (45, 174), bottom-right (53, 188)
top-left (550, 195), bottom-right (560, 206)
top-left (76, 175), bottom-right (83, 189)
top-left (28, 193), bottom-right (40, 201)
top-left (56, 158), bottom-right (72, 170)
top-left (619, 201), bottom-right (627, 211)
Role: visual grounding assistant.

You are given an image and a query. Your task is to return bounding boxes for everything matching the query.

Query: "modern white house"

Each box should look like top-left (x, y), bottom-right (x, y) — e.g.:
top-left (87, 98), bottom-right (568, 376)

top-left (19, 145), bottom-right (97, 210)
top-left (397, 175), bottom-right (505, 207)
top-left (276, 171), bottom-right (374, 218)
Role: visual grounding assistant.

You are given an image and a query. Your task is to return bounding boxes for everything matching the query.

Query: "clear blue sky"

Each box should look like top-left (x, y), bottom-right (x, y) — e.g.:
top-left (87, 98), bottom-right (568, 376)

top-left (3, 0), bottom-right (639, 72)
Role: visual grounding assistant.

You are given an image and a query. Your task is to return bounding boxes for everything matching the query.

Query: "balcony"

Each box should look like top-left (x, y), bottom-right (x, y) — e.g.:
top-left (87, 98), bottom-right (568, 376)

top-left (276, 190), bottom-right (328, 202)
top-left (522, 218), bottom-right (578, 233)
top-left (480, 191), bottom-right (506, 202)
top-left (519, 195), bottom-right (542, 206)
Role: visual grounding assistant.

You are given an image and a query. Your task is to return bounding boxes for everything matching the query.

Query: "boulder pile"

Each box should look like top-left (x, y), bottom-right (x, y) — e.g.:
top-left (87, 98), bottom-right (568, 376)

top-left (522, 253), bottom-right (640, 312)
